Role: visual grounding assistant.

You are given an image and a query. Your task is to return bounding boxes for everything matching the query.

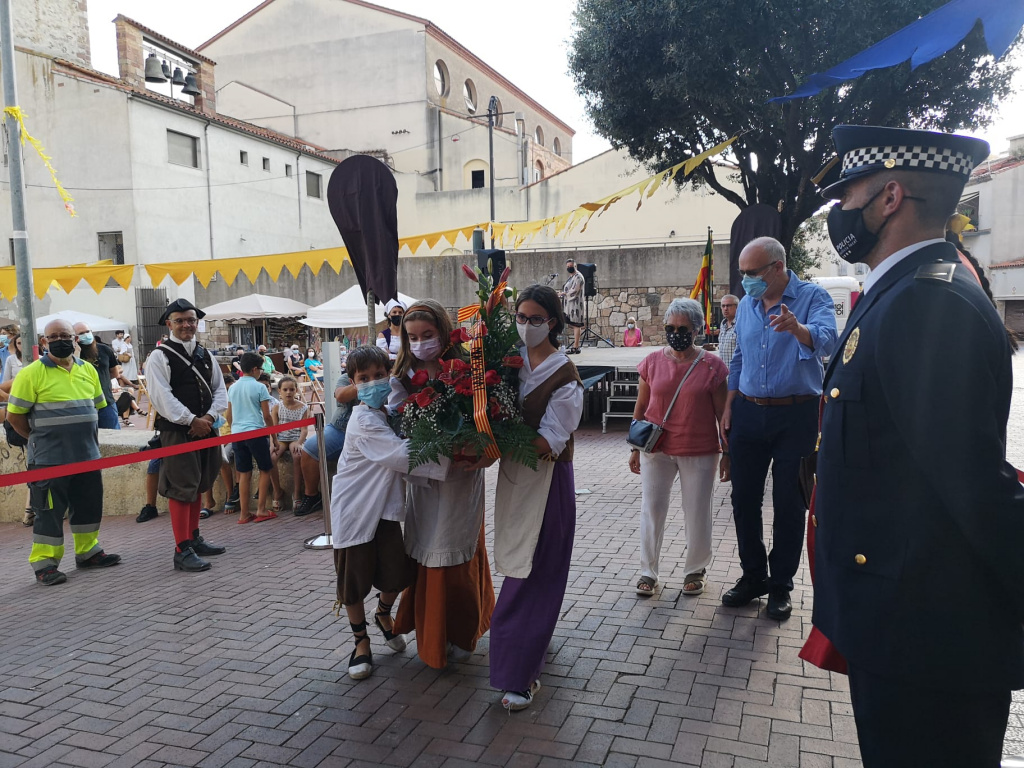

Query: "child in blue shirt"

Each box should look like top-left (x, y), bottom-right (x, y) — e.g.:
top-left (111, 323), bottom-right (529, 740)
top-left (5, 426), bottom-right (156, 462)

top-left (226, 352), bottom-right (277, 523)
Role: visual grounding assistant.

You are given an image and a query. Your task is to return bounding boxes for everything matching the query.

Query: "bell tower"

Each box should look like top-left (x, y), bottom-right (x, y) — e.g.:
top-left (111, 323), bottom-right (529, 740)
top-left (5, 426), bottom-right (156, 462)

top-left (13, 0), bottom-right (91, 67)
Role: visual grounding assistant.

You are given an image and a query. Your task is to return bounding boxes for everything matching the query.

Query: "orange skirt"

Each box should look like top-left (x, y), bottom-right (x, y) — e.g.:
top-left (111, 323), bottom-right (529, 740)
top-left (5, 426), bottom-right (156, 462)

top-left (393, 525), bottom-right (495, 669)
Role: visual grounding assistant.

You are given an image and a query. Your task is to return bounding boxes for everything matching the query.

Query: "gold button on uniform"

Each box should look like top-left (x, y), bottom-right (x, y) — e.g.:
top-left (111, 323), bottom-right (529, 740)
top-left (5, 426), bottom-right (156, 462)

top-left (830, 387), bottom-right (840, 398)
top-left (854, 554), bottom-right (867, 565)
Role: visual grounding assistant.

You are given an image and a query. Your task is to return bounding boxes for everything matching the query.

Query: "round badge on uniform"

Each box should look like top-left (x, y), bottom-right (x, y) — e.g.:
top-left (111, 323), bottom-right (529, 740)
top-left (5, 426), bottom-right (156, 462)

top-left (842, 327), bottom-right (860, 365)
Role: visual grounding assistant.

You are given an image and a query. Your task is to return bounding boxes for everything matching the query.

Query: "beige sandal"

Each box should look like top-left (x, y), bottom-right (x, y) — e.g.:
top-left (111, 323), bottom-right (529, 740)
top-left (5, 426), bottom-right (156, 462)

top-left (682, 569), bottom-right (707, 596)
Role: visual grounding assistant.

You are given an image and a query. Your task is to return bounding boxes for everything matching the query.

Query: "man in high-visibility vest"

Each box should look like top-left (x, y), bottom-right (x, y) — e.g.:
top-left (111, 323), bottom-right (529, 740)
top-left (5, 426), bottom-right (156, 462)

top-left (7, 318), bottom-right (121, 585)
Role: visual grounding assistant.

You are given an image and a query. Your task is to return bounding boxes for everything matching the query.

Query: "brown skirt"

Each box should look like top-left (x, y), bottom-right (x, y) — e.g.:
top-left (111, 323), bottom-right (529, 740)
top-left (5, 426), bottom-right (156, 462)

top-left (333, 519), bottom-right (415, 607)
top-left (393, 524), bottom-right (495, 669)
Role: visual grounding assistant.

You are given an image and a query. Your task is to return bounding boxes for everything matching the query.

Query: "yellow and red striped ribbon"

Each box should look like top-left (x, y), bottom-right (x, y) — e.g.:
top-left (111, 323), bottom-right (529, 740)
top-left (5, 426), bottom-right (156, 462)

top-left (469, 328), bottom-right (501, 460)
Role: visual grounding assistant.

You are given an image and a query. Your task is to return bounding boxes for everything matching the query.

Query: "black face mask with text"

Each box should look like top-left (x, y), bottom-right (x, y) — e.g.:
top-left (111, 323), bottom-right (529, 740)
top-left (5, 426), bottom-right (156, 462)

top-left (827, 187), bottom-right (926, 264)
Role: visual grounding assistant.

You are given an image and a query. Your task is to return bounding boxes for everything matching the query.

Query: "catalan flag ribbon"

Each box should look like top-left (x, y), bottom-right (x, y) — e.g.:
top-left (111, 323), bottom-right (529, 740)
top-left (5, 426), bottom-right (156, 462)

top-left (690, 228), bottom-right (714, 324)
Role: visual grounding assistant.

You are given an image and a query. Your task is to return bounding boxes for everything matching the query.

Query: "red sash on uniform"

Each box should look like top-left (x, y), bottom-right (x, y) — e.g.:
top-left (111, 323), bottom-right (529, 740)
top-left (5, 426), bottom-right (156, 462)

top-left (799, 396), bottom-right (849, 674)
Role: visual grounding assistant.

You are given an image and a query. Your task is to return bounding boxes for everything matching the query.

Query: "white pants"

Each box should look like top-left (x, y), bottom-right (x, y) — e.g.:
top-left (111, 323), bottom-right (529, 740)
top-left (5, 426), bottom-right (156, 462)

top-left (639, 451), bottom-right (718, 582)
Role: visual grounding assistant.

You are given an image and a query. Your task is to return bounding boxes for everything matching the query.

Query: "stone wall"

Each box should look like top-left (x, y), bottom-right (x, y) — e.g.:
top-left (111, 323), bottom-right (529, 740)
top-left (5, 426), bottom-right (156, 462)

top-left (14, 0), bottom-right (90, 66)
top-left (592, 285), bottom-right (731, 346)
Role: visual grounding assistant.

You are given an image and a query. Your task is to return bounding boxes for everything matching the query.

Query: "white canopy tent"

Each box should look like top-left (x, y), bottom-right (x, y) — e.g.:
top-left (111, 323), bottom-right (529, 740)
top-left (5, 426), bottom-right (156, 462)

top-left (300, 286), bottom-right (419, 328)
top-left (201, 294), bottom-right (310, 321)
top-left (35, 310), bottom-right (130, 334)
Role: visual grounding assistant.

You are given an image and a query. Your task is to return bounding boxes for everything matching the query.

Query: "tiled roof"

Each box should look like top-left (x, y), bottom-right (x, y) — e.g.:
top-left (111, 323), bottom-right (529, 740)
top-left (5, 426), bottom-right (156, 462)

top-left (989, 257), bottom-right (1024, 270)
top-left (114, 15), bottom-right (216, 66)
top-left (52, 58), bottom-right (340, 165)
top-left (197, 0), bottom-right (576, 136)
top-left (967, 153), bottom-right (1024, 185)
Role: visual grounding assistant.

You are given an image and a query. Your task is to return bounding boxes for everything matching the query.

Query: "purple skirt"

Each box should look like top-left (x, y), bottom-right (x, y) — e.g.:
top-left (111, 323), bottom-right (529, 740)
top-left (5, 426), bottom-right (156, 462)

top-left (489, 461), bottom-right (576, 691)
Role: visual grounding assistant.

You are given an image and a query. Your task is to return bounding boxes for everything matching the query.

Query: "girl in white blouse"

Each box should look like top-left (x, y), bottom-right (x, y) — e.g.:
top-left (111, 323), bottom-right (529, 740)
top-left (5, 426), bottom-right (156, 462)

top-left (490, 285), bottom-right (584, 710)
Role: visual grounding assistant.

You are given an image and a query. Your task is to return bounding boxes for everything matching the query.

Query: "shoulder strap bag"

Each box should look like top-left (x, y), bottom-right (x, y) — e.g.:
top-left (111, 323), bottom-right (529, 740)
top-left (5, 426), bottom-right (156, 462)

top-left (627, 350), bottom-right (704, 453)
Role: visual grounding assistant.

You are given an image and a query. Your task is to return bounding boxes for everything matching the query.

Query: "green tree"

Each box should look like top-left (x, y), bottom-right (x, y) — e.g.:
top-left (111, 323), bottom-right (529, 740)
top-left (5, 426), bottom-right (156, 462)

top-left (569, 0), bottom-right (1018, 250)
top-left (789, 211), bottom-right (829, 279)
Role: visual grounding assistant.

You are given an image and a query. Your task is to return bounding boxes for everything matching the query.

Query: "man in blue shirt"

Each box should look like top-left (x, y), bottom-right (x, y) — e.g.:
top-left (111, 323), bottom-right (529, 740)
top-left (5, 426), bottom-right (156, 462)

top-left (721, 236), bottom-right (836, 620)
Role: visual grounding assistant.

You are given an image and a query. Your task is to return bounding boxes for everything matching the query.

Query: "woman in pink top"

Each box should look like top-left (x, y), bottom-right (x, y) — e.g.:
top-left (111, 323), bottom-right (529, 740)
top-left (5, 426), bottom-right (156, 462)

top-left (622, 316), bottom-right (643, 347)
top-left (628, 298), bottom-right (730, 597)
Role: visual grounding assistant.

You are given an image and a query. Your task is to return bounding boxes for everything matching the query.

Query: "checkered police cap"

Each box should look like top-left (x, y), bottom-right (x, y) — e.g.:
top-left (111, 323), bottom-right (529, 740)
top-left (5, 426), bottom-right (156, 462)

top-left (817, 125), bottom-right (990, 200)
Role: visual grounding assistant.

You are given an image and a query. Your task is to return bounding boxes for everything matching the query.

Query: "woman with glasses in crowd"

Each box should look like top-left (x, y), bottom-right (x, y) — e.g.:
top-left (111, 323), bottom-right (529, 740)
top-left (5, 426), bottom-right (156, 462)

top-left (629, 298), bottom-right (730, 598)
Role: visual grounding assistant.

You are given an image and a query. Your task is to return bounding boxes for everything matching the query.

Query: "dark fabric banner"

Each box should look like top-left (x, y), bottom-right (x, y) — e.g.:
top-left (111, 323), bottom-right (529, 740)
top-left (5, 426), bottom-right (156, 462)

top-left (327, 155), bottom-right (399, 305)
top-left (729, 204), bottom-right (783, 297)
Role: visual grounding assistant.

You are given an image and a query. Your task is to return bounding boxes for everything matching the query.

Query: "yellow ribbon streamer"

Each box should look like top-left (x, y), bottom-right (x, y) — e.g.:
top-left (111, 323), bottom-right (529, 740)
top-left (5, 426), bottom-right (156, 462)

top-left (3, 107), bottom-right (76, 217)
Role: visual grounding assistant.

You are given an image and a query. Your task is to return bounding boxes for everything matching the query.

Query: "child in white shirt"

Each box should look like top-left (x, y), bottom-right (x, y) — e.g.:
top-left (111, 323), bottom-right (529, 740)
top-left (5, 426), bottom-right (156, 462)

top-left (330, 345), bottom-right (448, 681)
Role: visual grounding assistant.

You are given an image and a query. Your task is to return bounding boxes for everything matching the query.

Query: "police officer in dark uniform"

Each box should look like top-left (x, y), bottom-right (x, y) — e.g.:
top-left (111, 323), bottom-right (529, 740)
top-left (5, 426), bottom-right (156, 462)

top-left (810, 125), bottom-right (1024, 767)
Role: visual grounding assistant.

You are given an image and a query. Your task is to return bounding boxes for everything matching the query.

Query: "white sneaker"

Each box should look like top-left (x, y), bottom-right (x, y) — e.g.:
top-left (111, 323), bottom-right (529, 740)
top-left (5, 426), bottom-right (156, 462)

top-left (446, 642), bottom-right (472, 662)
top-left (502, 680), bottom-right (541, 711)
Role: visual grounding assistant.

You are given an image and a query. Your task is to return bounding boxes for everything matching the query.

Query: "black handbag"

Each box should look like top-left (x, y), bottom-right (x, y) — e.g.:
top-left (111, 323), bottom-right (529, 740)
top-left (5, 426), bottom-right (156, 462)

top-left (627, 351), bottom-right (704, 453)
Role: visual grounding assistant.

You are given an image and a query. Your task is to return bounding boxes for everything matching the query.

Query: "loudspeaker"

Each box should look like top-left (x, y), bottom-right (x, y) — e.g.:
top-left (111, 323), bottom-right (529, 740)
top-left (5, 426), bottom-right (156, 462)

top-left (476, 248), bottom-right (506, 278)
top-left (576, 262), bottom-right (597, 297)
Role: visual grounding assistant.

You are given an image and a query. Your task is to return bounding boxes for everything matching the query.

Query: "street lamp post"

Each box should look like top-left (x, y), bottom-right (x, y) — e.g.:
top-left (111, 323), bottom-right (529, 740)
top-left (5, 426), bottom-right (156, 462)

top-left (487, 96), bottom-right (497, 247)
top-left (0, 0), bottom-right (36, 356)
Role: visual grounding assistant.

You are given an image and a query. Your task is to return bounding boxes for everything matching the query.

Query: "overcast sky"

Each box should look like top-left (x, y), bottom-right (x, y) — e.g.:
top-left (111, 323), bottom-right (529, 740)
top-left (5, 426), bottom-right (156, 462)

top-left (85, 0), bottom-right (1022, 164)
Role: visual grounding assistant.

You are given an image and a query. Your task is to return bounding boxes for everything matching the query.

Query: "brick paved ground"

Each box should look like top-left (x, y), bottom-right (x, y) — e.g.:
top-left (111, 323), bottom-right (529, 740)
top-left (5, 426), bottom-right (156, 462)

top-left (2, 354), bottom-right (1023, 767)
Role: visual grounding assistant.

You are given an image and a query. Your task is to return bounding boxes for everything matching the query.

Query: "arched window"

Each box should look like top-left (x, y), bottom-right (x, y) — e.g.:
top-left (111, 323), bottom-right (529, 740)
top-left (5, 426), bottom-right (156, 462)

top-left (464, 159), bottom-right (489, 190)
top-left (534, 160), bottom-right (545, 182)
top-left (552, 137), bottom-right (561, 157)
top-left (534, 126), bottom-right (544, 146)
top-left (463, 79), bottom-right (477, 113)
top-left (491, 97), bottom-right (503, 127)
top-left (433, 60), bottom-right (449, 97)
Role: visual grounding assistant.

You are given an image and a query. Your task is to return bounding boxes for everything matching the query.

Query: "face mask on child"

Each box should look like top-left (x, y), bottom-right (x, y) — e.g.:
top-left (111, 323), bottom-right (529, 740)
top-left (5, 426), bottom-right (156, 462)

top-left (357, 379), bottom-right (391, 409)
top-left (410, 337), bottom-right (442, 361)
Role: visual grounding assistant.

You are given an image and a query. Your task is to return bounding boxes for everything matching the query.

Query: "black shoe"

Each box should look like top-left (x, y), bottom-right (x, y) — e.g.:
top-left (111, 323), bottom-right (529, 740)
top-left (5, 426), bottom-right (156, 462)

top-left (766, 590), bottom-right (793, 621)
top-left (721, 576), bottom-right (769, 607)
top-left (190, 535), bottom-right (225, 557)
top-left (136, 504), bottom-right (158, 523)
top-left (78, 551), bottom-right (121, 569)
top-left (227, 484), bottom-right (240, 504)
top-left (35, 566), bottom-right (67, 586)
top-left (173, 547), bottom-right (211, 572)
top-left (348, 621), bottom-right (373, 680)
top-left (294, 493), bottom-right (322, 517)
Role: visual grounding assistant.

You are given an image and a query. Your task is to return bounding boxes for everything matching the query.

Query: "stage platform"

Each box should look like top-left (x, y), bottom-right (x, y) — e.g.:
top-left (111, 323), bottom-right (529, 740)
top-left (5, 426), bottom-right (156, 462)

top-left (573, 344), bottom-right (658, 370)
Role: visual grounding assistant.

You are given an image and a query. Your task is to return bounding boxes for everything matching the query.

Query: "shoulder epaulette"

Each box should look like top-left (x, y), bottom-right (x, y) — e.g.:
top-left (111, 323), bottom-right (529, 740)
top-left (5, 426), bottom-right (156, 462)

top-left (915, 262), bottom-right (957, 283)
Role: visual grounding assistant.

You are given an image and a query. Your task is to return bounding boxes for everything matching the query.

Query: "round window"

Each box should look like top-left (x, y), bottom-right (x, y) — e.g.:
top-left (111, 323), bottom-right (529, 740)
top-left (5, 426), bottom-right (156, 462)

top-left (433, 60), bottom-right (449, 97)
top-left (463, 79), bottom-right (477, 113)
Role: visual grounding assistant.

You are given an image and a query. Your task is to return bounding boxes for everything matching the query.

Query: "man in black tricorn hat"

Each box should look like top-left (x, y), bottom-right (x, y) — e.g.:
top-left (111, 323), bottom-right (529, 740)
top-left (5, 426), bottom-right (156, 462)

top-left (809, 126), bottom-right (1024, 767)
top-left (146, 298), bottom-right (228, 572)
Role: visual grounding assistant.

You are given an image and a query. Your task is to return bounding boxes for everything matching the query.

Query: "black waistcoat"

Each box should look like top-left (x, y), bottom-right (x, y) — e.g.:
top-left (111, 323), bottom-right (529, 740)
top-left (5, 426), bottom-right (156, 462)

top-left (154, 339), bottom-right (215, 432)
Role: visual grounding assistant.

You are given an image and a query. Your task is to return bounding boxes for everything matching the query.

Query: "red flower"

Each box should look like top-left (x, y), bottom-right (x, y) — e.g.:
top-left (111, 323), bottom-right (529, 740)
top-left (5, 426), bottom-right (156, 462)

top-left (450, 327), bottom-right (471, 344)
top-left (498, 266), bottom-right (511, 285)
top-left (410, 369), bottom-right (429, 388)
top-left (412, 386), bottom-right (436, 408)
top-left (454, 378), bottom-right (475, 396)
top-left (461, 264), bottom-right (479, 282)
top-left (502, 355), bottom-right (524, 369)
top-left (396, 403), bottom-right (406, 414)
top-left (484, 369), bottom-right (500, 386)
top-left (488, 397), bottom-right (501, 418)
